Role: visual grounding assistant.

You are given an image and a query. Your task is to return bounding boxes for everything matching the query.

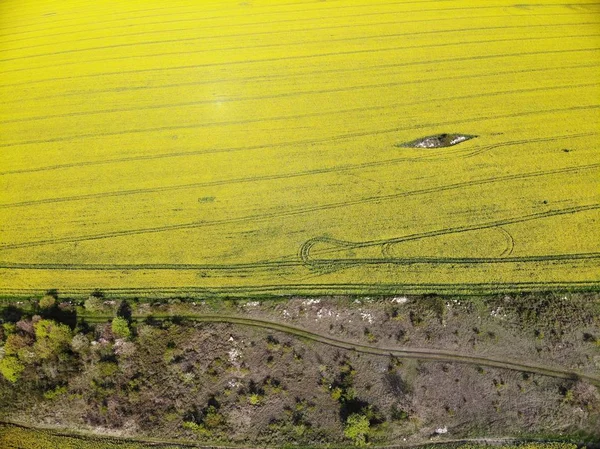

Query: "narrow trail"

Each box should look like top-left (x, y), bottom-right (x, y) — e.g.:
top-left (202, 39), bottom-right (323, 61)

top-left (2, 420), bottom-right (598, 449)
top-left (82, 313), bottom-right (600, 386)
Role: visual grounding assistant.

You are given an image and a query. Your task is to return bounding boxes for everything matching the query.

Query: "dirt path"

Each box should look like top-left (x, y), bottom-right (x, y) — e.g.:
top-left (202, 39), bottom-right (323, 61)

top-left (2, 420), bottom-right (598, 449)
top-left (83, 313), bottom-right (600, 386)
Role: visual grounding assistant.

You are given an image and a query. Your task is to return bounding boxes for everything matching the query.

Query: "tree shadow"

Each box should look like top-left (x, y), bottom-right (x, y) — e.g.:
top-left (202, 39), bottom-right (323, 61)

top-left (41, 305), bottom-right (77, 329)
top-left (1, 305), bottom-right (24, 323)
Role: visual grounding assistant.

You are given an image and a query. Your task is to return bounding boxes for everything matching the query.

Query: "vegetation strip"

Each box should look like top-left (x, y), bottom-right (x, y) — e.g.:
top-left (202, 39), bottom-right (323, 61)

top-left (3, 282), bottom-right (599, 298)
top-left (1, 421), bottom-right (595, 449)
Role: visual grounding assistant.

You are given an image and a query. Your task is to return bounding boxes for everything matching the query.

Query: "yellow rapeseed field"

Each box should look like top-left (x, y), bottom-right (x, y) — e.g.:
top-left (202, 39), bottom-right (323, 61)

top-left (0, 0), bottom-right (599, 296)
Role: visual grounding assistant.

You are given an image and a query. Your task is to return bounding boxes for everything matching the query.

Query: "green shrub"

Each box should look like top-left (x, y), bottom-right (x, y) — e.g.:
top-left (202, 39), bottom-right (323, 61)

top-left (344, 413), bottom-right (370, 446)
top-left (43, 385), bottom-right (67, 400)
top-left (2, 323), bottom-right (16, 337)
top-left (248, 393), bottom-right (262, 405)
top-left (38, 295), bottom-right (56, 309)
top-left (111, 317), bottom-right (131, 339)
top-left (98, 361), bottom-right (119, 378)
top-left (0, 355), bottom-right (24, 383)
top-left (182, 421), bottom-right (211, 437)
top-left (331, 387), bottom-right (343, 401)
top-left (83, 296), bottom-right (104, 313)
top-left (390, 404), bottom-right (409, 421)
top-left (203, 405), bottom-right (225, 429)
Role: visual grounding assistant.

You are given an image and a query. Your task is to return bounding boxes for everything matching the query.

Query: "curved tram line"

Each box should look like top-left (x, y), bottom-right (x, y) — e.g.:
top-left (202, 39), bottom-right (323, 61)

top-left (82, 313), bottom-right (600, 386)
top-left (300, 203), bottom-right (600, 267)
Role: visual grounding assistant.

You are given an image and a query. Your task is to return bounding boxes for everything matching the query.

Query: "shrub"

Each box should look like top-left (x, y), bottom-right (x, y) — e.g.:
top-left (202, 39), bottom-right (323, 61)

top-left (344, 413), bottom-right (370, 446)
top-left (2, 323), bottom-right (16, 338)
top-left (111, 317), bottom-right (131, 339)
top-left (203, 405), bottom-right (225, 429)
top-left (38, 295), bottom-right (56, 309)
top-left (266, 335), bottom-right (280, 350)
top-left (84, 296), bottom-right (104, 313)
top-left (43, 385), bottom-right (67, 400)
top-left (70, 333), bottom-right (89, 353)
top-left (390, 404), bottom-right (409, 421)
top-left (97, 361), bottom-right (119, 378)
top-left (182, 399), bottom-right (226, 438)
top-left (408, 295), bottom-right (446, 326)
top-left (45, 289), bottom-right (59, 299)
top-left (331, 387), bottom-right (343, 401)
top-left (0, 356), bottom-right (24, 383)
top-left (182, 421), bottom-right (211, 437)
top-left (248, 393), bottom-right (262, 405)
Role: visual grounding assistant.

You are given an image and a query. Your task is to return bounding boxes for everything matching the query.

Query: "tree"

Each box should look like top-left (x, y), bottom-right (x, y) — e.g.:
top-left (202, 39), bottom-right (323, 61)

top-left (344, 413), bottom-right (370, 446)
top-left (4, 334), bottom-right (29, 356)
top-left (38, 295), bottom-right (56, 309)
top-left (33, 319), bottom-right (72, 359)
top-left (111, 317), bottom-right (131, 339)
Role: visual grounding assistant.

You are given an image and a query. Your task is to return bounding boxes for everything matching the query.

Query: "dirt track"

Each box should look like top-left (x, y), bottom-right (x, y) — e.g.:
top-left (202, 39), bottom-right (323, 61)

top-left (83, 313), bottom-right (600, 386)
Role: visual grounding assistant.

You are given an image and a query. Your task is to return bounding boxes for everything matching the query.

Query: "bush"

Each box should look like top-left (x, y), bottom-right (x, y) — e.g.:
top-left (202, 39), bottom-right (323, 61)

top-left (182, 421), bottom-right (211, 437)
top-left (70, 333), bottom-right (89, 353)
top-left (38, 295), bottom-right (56, 309)
top-left (43, 385), bottom-right (67, 400)
top-left (248, 393), bottom-right (262, 406)
top-left (84, 296), bottom-right (104, 313)
top-left (344, 413), bottom-right (370, 446)
top-left (97, 361), bottom-right (119, 378)
top-left (111, 317), bottom-right (131, 339)
top-left (0, 356), bottom-right (24, 383)
top-left (390, 404), bottom-right (409, 421)
top-left (203, 405), bottom-right (225, 429)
